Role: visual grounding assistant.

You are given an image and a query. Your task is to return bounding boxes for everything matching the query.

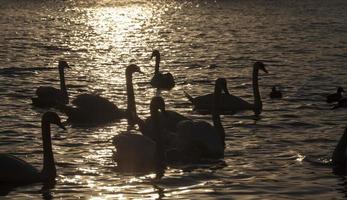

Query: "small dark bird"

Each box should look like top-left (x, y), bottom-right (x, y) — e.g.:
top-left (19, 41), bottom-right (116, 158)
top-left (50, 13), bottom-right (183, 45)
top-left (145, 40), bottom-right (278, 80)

top-left (327, 87), bottom-right (344, 103)
top-left (270, 86), bottom-right (282, 99)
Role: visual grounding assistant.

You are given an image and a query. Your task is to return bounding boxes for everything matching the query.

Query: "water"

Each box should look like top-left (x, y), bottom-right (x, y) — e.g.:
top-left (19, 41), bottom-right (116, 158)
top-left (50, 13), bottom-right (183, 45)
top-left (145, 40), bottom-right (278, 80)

top-left (1, 0), bottom-right (347, 199)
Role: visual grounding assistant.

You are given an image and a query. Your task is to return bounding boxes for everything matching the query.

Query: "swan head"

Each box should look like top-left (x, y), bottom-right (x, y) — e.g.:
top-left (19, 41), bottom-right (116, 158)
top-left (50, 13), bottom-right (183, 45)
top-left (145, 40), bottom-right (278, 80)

top-left (215, 78), bottom-right (229, 94)
top-left (151, 50), bottom-right (160, 59)
top-left (126, 64), bottom-right (143, 75)
top-left (150, 96), bottom-right (166, 114)
top-left (42, 112), bottom-right (66, 130)
top-left (254, 61), bottom-right (268, 73)
top-left (58, 60), bottom-right (70, 69)
top-left (338, 87), bottom-right (345, 93)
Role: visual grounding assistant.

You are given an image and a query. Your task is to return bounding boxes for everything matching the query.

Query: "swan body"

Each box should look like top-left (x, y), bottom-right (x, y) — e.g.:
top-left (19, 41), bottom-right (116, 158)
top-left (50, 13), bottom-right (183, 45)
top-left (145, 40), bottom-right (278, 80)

top-left (332, 126), bottom-right (347, 174)
top-left (32, 61), bottom-right (70, 108)
top-left (0, 112), bottom-right (65, 184)
top-left (327, 87), bottom-right (344, 103)
top-left (185, 91), bottom-right (252, 114)
top-left (113, 97), bottom-right (165, 172)
top-left (270, 86), bottom-right (282, 99)
top-left (62, 64), bottom-right (142, 125)
top-left (150, 50), bottom-right (175, 90)
top-left (185, 62), bottom-right (267, 115)
top-left (170, 78), bottom-right (226, 162)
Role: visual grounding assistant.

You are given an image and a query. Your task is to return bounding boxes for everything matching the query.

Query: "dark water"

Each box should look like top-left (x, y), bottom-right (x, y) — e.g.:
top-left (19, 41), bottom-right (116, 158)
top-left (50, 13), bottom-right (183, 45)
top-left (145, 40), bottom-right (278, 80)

top-left (1, 0), bottom-right (347, 199)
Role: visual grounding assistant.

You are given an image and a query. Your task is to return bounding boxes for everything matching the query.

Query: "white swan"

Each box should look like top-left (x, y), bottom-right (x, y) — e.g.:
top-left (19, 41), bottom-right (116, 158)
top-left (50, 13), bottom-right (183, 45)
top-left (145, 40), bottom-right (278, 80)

top-left (150, 50), bottom-right (175, 90)
top-left (0, 112), bottom-right (65, 184)
top-left (32, 61), bottom-right (70, 108)
top-left (169, 78), bottom-right (226, 162)
top-left (62, 64), bottom-right (142, 125)
top-left (185, 62), bottom-right (268, 115)
top-left (113, 96), bottom-right (165, 172)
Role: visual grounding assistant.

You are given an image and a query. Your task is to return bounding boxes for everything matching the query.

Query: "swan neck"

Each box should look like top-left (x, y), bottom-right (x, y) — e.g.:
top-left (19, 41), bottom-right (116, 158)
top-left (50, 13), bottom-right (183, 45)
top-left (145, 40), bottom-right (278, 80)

top-left (332, 128), bottom-right (347, 166)
top-left (252, 67), bottom-right (262, 115)
top-left (154, 55), bottom-right (160, 74)
top-left (59, 67), bottom-right (68, 104)
top-left (151, 108), bottom-right (164, 166)
top-left (212, 86), bottom-right (225, 148)
top-left (126, 72), bottom-right (136, 125)
top-left (41, 121), bottom-right (56, 181)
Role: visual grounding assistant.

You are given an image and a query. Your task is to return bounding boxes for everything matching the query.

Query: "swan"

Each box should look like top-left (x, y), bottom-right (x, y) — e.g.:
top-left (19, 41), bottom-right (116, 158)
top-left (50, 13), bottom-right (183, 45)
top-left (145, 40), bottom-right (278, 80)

top-left (332, 126), bottom-right (347, 174)
top-left (113, 96), bottom-right (165, 172)
top-left (169, 78), bottom-right (226, 162)
top-left (327, 87), bottom-right (344, 103)
top-left (150, 50), bottom-right (175, 90)
top-left (0, 112), bottom-right (65, 184)
top-left (32, 61), bottom-right (70, 108)
top-left (62, 64), bottom-right (142, 125)
top-left (270, 86), bottom-right (282, 99)
top-left (185, 62), bottom-right (268, 115)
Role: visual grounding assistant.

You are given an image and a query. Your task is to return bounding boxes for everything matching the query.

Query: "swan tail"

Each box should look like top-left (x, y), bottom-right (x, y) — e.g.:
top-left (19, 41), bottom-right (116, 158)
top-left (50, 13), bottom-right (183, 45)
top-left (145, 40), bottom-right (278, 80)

top-left (184, 91), bottom-right (195, 104)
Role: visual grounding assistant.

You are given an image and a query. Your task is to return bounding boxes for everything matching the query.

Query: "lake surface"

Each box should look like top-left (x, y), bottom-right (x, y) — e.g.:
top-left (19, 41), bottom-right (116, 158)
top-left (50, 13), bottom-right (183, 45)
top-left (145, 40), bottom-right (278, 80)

top-left (1, 0), bottom-right (347, 199)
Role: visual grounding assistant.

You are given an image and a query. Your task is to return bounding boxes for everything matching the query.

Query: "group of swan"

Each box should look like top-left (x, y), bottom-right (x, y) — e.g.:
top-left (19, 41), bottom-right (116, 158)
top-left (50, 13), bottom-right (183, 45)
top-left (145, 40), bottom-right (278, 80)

top-left (3, 50), bottom-right (347, 187)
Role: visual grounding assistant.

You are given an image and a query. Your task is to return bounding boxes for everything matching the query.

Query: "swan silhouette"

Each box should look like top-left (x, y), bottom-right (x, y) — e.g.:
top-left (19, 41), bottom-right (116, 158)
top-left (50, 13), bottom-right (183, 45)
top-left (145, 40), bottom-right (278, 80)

top-left (62, 64), bottom-right (142, 125)
top-left (270, 86), bottom-right (282, 99)
top-left (32, 61), bottom-right (70, 108)
top-left (327, 87), bottom-right (344, 103)
top-left (0, 112), bottom-right (65, 184)
top-left (150, 50), bottom-right (175, 90)
top-left (113, 96), bottom-right (165, 172)
top-left (170, 78), bottom-right (226, 162)
top-left (332, 126), bottom-right (347, 174)
top-left (185, 62), bottom-right (268, 115)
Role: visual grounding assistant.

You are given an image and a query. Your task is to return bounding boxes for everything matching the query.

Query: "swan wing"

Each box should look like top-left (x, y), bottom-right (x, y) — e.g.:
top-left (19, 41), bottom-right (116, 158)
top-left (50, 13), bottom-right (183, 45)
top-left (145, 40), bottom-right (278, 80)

top-left (36, 86), bottom-right (61, 98)
top-left (72, 94), bottom-right (118, 111)
top-left (150, 72), bottom-right (175, 90)
top-left (0, 154), bottom-right (40, 184)
top-left (192, 93), bottom-right (253, 113)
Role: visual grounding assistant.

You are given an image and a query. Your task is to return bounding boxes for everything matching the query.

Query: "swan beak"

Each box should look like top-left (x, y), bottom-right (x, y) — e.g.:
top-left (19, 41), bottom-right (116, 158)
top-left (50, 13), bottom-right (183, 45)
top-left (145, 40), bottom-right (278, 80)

top-left (138, 70), bottom-right (145, 75)
top-left (263, 68), bottom-right (269, 74)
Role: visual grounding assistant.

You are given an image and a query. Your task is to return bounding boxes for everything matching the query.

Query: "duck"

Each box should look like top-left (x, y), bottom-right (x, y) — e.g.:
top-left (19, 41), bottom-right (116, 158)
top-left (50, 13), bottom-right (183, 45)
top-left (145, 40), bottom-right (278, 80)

top-left (332, 126), bottom-right (347, 174)
top-left (327, 87), bottom-right (344, 103)
top-left (169, 78), bottom-right (226, 163)
top-left (0, 112), bottom-right (65, 185)
top-left (62, 64), bottom-right (142, 125)
top-left (32, 61), bottom-right (70, 108)
top-left (150, 50), bottom-right (175, 90)
top-left (184, 61), bottom-right (268, 115)
top-left (270, 86), bottom-right (282, 99)
top-left (113, 96), bottom-right (166, 172)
